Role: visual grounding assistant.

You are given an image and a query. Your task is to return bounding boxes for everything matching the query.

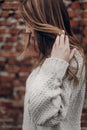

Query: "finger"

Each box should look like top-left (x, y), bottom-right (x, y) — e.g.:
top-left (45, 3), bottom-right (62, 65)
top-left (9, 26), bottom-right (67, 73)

top-left (54, 35), bottom-right (60, 47)
top-left (69, 48), bottom-right (76, 61)
top-left (65, 35), bottom-right (70, 49)
top-left (60, 34), bottom-right (65, 46)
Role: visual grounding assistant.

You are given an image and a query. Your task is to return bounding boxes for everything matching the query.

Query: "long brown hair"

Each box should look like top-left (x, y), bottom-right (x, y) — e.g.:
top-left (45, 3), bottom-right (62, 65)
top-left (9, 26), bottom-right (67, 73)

top-left (19, 0), bottom-right (86, 86)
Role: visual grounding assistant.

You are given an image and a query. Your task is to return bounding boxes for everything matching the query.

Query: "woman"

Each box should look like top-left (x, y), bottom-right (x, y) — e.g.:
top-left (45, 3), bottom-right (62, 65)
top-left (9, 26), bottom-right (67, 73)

top-left (19, 0), bottom-right (86, 130)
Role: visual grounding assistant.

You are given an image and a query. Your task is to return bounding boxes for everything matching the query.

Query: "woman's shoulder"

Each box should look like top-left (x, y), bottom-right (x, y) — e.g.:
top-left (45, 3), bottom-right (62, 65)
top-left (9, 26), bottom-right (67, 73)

top-left (26, 48), bottom-right (85, 85)
top-left (27, 48), bottom-right (84, 78)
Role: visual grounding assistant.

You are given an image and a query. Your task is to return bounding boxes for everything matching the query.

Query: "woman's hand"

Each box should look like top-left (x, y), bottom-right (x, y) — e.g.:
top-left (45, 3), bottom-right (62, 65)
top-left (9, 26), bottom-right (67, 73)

top-left (51, 34), bottom-right (76, 63)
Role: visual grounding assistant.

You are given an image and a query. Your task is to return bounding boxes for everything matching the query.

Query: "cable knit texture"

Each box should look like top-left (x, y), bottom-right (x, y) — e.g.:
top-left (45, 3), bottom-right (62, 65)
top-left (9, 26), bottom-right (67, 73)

top-left (22, 49), bottom-right (86, 130)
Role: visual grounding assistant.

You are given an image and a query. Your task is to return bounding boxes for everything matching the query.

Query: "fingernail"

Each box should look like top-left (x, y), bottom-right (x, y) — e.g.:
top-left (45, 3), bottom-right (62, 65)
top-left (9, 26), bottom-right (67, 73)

top-left (61, 34), bottom-right (64, 36)
top-left (62, 30), bottom-right (65, 34)
top-left (74, 48), bottom-right (76, 52)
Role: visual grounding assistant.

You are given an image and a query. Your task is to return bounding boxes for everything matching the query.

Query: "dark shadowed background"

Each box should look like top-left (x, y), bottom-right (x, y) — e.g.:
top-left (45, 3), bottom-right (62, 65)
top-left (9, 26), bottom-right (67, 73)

top-left (0, 0), bottom-right (87, 130)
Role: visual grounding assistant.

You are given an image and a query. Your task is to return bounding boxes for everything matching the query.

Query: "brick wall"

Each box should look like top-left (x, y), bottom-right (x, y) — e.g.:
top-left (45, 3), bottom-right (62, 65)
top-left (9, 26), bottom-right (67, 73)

top-left (0, 0), bottom-right (87, 130)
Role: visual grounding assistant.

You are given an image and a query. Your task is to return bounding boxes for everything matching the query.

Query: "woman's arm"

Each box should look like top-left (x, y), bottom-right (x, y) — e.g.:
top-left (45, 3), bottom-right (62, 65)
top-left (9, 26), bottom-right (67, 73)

top-left (27, 56), bottom-right (85, 127)
top-left (25, 34), bottom-right (85, 127)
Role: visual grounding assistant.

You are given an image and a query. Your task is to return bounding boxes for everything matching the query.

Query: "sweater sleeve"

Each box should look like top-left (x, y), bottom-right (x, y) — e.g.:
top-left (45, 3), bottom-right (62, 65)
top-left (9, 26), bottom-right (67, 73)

top-left (27, 57), bottom-right (83, 127)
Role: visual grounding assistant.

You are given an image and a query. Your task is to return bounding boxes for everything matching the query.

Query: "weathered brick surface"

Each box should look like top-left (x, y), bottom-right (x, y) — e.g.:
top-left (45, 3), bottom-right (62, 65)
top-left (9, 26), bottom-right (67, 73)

top-left (0, 0), bottom-right (87, 130)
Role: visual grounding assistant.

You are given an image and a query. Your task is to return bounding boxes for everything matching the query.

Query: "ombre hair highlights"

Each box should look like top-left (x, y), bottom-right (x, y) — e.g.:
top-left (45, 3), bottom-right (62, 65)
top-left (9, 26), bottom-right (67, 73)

top-left (19, 0), bottom-right (86, 86)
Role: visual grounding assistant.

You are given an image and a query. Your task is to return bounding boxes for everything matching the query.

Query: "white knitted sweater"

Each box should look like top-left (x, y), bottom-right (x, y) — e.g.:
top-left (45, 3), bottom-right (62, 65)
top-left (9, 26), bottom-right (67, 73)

top-left (22, 49), bottom-right (86, 130)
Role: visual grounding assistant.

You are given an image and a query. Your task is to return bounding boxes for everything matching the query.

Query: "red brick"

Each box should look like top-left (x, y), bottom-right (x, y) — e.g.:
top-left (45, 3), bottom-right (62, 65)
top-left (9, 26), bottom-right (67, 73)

top-left (13, 80), bottom-right (23, 87)
top-left (68, 11), bottom-right (80, 18)
top-left (0, 52), bottom-right (17, 58)
top-left (6, 21), bottom-right (17, 27)
top-left (82, 108), bottom-right (87, 114)
top-left (0, 51), bottom-right (38, 58)
top-left (0, 76), bottom-right (15, 82)
top-left (80, 20), bottom-right (87, 26)
top-left (71, 2), bottom-right (80, 9)
top-left (81, 2), bottom-right (87, 9)
top-left (19, 76), bottom-right (28, 82)
top-left (15, 13), bottom-right (22, 19)
top-left (16, 44), bottom-right (35, 52)
top-left (0, 101), bottom-right (12, 107)
top-left (0, 29), bottom-right (6, 34)
top-left (0, 21), bottom-right (6, 26)
top-left (16, 45), bottom-right (24, 52)
top-left (10, 29), bottom-right (19, 35)
top-left (82, 29), bottom-right (87, 36)
top-left (0, 90), bottom-right (12, 96)
top-left (6, 37), bottom-right (18, 43)
top-left (19, 67), bottom-right (31, 73)
top-left (83, 38), bottom-right (87, 44)
top-left (0, 82), bottom-right (12, 88)
top-left (82, 11), bottom-right (87, 18)
top-left (2, 11), bottom-right (9, 17)
top-left (81, 114), bottom-right (87, 121)
top-left (6, 67), bottom-right (20, 73)
top-left (81, 122), bottom-right (87, 127)
top-left (3, 45), bottom-right (13, 51)
top-left (70, 20), bottom-right (79, 27)
top-left (8, 59), bottom-right (17, 65)
top-left (0, 61), bottom-right (5, 66)
top-left (0, 37), bottom-right (3, 42)
top-left (2, 3), bottom-right (19, 10)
